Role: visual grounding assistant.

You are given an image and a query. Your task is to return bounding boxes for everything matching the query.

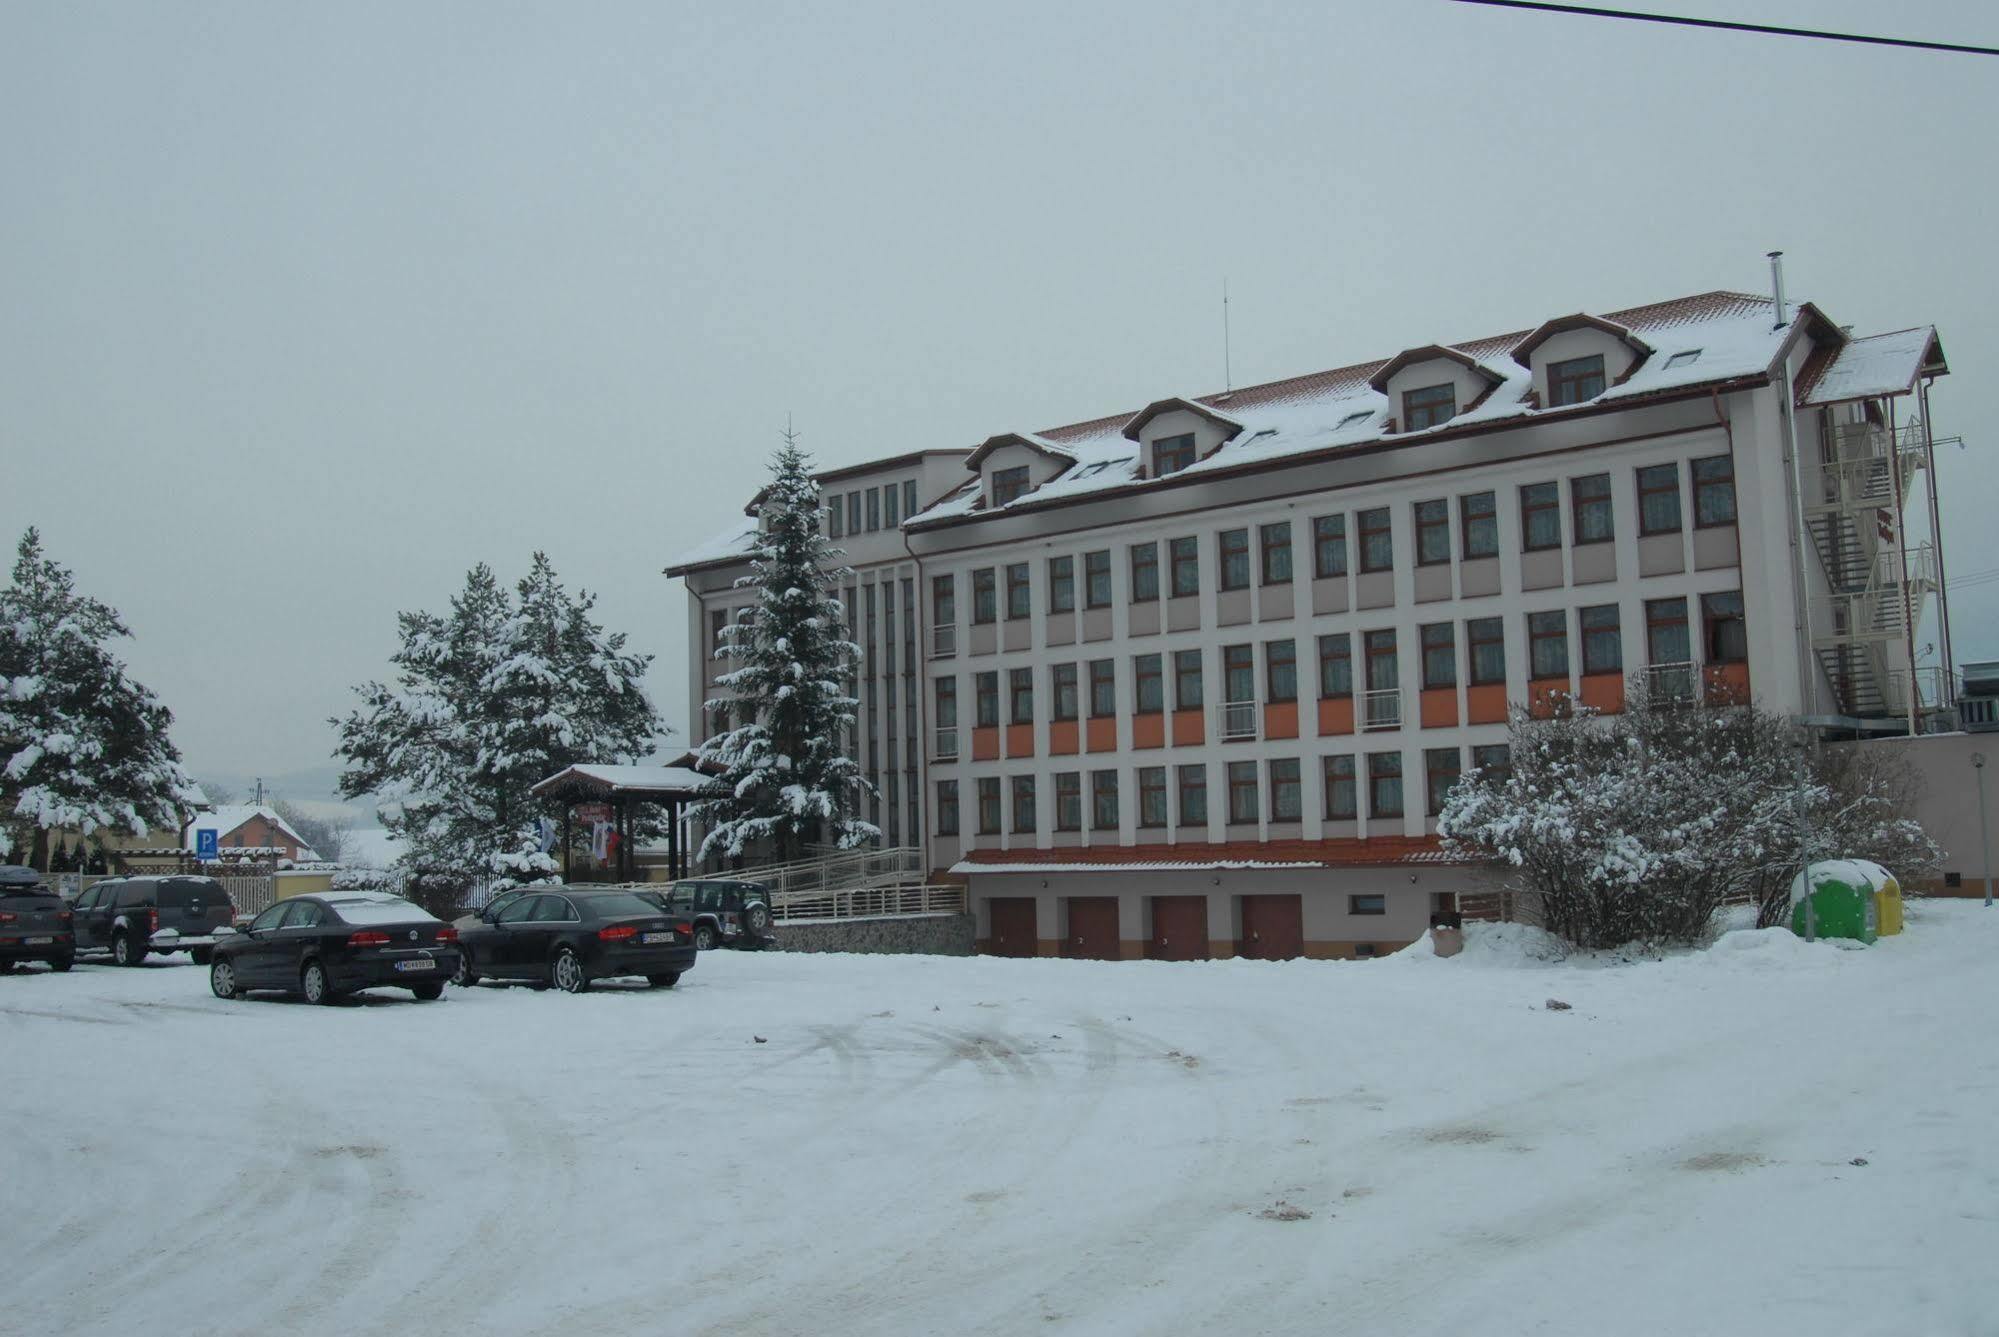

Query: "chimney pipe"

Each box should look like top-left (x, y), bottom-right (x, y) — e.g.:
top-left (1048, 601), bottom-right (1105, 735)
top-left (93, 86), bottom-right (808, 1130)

top-left (1767, 250), bottom-right (1789, 329)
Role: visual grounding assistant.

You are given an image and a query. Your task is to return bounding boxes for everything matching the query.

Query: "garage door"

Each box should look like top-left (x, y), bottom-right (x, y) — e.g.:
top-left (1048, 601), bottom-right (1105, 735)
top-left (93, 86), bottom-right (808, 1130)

top-left (1239, 894), bottom-right (1303, 961)
top-left (1147, 895), bottom-right (1209, 961)
top-left (1063, 897), bottom-right (1121, 960)
top-left (985, 897), bottom-right (1038, 957)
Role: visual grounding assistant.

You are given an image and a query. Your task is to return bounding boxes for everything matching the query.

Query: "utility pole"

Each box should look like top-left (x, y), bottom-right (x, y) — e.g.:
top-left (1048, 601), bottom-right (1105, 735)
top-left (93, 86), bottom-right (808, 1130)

top-left (1974, 752), bottom-right (1992, 908)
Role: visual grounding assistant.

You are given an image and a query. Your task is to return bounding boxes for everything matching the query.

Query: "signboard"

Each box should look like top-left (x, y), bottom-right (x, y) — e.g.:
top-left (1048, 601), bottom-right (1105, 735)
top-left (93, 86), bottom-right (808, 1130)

top-left (196, 829), bottom-right (219, 861)
top-left (572, 804), bottom-right (613, 825)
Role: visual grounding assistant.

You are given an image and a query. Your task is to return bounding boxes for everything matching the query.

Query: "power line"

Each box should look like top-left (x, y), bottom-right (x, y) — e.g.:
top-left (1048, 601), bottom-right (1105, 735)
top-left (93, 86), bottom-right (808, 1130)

top-left (1448, 1), bottom-right (1999, 56)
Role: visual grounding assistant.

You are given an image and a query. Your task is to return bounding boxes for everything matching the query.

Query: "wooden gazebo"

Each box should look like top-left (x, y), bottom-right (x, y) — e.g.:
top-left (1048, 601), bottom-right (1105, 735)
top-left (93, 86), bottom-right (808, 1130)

top-left (530, 759), bottom-right (721, 883)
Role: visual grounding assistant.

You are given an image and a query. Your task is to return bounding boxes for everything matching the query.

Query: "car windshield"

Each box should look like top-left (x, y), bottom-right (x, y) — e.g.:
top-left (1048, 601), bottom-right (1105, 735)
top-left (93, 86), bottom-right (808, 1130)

top-left (330, 898), bottom-right (438, 926)
top-left (573, 893), bottom-right (661, 920)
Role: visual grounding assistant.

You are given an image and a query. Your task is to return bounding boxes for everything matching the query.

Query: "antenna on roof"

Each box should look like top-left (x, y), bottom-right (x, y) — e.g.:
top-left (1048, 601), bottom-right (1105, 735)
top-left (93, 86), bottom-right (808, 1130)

top-left (1220, 278), bottom-right (1233, 401)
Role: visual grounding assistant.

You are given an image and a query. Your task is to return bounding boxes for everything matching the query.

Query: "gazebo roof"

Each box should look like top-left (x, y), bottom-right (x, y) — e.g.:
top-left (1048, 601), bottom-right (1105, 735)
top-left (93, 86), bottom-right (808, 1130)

top-left (531, 763), bottom-right (722, 804)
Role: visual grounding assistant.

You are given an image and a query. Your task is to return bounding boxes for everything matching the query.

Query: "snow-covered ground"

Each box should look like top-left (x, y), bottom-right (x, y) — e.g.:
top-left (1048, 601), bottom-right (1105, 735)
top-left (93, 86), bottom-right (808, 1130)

top-left (5, 903), bottom-right (1996, 1337)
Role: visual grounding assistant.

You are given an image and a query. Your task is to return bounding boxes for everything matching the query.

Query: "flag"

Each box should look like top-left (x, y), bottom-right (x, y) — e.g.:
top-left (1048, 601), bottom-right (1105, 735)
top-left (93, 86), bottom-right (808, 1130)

top-left (537, 817), bottom-right (558, 854)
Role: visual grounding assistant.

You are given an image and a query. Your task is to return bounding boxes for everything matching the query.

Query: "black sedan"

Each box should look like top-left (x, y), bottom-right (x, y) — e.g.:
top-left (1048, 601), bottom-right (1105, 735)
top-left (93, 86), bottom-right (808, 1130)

top-left (453, 888), bottom-right (696, 993)
top-left (209, 892), bottom-right (461, 1004)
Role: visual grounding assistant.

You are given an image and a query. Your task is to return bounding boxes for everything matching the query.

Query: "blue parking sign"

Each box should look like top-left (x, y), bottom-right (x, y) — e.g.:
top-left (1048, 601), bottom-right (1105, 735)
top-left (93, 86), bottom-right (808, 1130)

top-left (196, 829), bottom-right (218, 860)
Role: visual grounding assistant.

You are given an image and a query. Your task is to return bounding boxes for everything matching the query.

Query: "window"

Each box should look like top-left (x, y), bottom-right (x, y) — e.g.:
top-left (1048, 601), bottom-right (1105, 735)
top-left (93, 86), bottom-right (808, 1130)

top-left (884, 484), bottom-right (900, 527)
top-left (1005, 563), bottom-right (1031, 620)
top-left (1312, 514), bottom-right (1347, 578)
top-left (935, 677), bottom-right (958, 730)
top-left (1089, 660), bottom-right (1116, 717)
top-left (1009, 668), bottom-right (1034, 724)
top-left (1319, 635), bottom-right (1351, 699)
top-left (1169, 537), bottom-right (1200, 597)
top-left (975, 671), bottom-right (999, 727)
top-left (1134, 653), bottom-right (1164, 713)
top-left (1011, 776), bottom-right (1037, 833)
top-left (1364, 629), bottom-right (1398, 692)
top-left (828, 500), bottom-right (844, 538)
top-left (1338, 409), bottom-right (1373, 429)
top-left (1666, 349), bottom-right (1701, 369)
top-left (1047, 556), bottom-right (1075, 613)
top-left (1467, 617), bottom-right (1505, 686)
top-left (1521, 483), bottom-right (1561, 551)
top-left (1174, 649), bottom-right (1204, 710)
top-left (1219, 528), bottom-right (1251, 591)
top-left (1358, 507), bottom-right (1393, 573)
top-left (1547, 353), bottom-right (1606, 406)
top-left (1693, 455), bottom-right (1736, 527)
top-left (1703, 591), bottom-right (1747, 663)
top-left (847, 492), bottom-right (862, 533)
top-left (1130, 543), bottom-right (1160, 602)
top-left (1638, 463), bottom-right (1682, 535)
top-left (1403, 382), bottom-right (1456, 430)
top-left (972, 569), bottom-right (997, 624)
top-left (1572, 473), bottom-right (1613, 545)
top-left (936, 781), bottom-right (959, 835)
top-left (1528, 610), bottom-right (1569, 679)
top-left (1460, 491), bottom-right (1498, 559)
top-left (1055, 773), bottom-right (1082, 830)
top-left (1646, 597), bottom-right (1691, 665)
top-left (1425, 747), bottom-right (1462, 816)
top-left (932, 575), bottom-right (955, 628)
top-left (976, 778), bottom-right (1001, 834)
top-left (1269, 758), bottom-right (1302, 821)
top-left (1580, 604), bottom-right (1622, 674)
top-left (1223, 644), bottom-right (1255, 705)
top-left (1323, 755), bottom-right (1357, 820)
top-left (709, 608), bottom-right (728, 658)
top-left (1138, 767), bottom-right (1168, 827)
top-left (991, 466), bottom-right (1030, 507)
top-left (866, 488), bottom-right (881, 530)
top-left (1084, 550), bottom-right (1112, 608)
top-left (1091, 770), bottom-right (1119, 829)
top-left (903, 480), bottom-right (918, 517)
top-left (1227, 760), bottom-right (1259, 823)
top-left (1414, 499), bottom-right (1451, 566)
top-left (1051, 664), bottom-right (1079, 721)
top-left (1154, 432), bottom-right (1196, 476)
top-left (1368, 752), bottom-right (1404, 818)
top-left (1350, 894), bottom-right (1386, 916)
top-left (1260, 522), bottom-right (1293, 584)
top-left (1421, 623), bottom-right (1456, 689)
top-left (1266, 639), bottom-right (1297, 702)
top-left (1471, 743), bottom-right (1511, 785)
top-left (1178, 764), bottom-right (1207, 825)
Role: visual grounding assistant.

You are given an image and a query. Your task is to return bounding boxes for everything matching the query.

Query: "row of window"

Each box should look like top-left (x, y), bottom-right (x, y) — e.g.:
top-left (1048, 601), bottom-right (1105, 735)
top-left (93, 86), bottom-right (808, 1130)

top-left (942, 456), bottom-right (1738, 625)
top-left (934, 593), bottom-right (1745, 728)
top-left (934, 744), bottom-right (1510, 836)
top-left (826, 478), bottom-right (923, 539)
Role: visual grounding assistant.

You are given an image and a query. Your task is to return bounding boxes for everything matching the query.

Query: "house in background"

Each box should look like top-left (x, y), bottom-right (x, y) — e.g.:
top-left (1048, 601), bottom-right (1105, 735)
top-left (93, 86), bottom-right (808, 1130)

top-left (184, 805), bottom-right (321, 863)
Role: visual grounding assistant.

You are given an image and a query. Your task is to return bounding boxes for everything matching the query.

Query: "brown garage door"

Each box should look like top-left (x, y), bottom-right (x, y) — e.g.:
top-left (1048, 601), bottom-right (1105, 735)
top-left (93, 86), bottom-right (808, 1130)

top-left (1064, 897), bottom-right (1121, 960)
top-left (1239, 894), bottom-right (1304, 961)
top-left (986, 897), bottom-right (1038, 957)
top-left (1147, 895), bottom-right (1209, 961)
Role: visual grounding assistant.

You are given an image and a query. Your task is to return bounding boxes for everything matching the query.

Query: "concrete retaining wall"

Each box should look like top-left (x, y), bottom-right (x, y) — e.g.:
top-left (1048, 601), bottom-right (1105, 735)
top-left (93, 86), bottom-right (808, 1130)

top-left (774, 912), bottom-right (976, 956)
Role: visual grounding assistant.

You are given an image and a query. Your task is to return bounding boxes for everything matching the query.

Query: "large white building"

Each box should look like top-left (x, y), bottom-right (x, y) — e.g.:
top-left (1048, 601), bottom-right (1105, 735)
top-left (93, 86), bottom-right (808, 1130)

top-left (671, 282), bottom-right (1960, 958)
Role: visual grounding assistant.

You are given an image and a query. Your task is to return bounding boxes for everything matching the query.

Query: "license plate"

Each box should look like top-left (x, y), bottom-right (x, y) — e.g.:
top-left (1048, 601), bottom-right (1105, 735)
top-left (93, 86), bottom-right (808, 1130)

top-left (25, 936), bottom-right (53, 946)
top-left (393, 959), bottom-right (436, 973)
top-left (641, 931), bottom-right (674, 944)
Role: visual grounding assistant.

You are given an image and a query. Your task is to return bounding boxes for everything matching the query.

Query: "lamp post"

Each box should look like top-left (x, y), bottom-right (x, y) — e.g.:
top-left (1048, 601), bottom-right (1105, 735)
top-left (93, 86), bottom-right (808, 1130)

top-left (1974, 752), bottom-right (1992, 909)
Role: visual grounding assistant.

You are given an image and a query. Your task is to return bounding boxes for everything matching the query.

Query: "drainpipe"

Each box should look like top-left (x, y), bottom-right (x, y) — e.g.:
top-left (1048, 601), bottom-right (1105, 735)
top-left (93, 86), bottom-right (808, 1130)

top-left (1919, 375), bottom-right (1957, 713)
top-left (1767, 252), bottom-right (1821, 720)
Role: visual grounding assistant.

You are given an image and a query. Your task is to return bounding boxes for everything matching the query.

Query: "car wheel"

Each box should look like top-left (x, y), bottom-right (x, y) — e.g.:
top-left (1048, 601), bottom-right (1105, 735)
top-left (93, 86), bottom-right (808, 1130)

top-left (191, 947), bottom-right (212, 966)
top-left (451, 949), bottom-right (480, 987)
top-left (693, 924), bottom-right (717, 951)
top-left (410, 980), bottom-right (445, 1001)
top-left (301, 960), bottom-right (341, 1006)
top-left (743, 901), bottom-right (772, 937)
top-left (46, 955), bottom-right (73, 973)
top-left (210, 958), bottom-right (239, 999)
top-left (551, 947), bottom-right (589, 994)
top-left (112, 930), bottom-right (146, 967)
top-left (646, 972), bottom-right (680, 989)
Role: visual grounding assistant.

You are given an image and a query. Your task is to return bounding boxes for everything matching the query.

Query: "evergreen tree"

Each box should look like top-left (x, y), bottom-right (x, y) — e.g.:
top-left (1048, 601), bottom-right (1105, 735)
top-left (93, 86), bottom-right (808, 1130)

top-left (694, 434), bottom-right (877, 861)
top-left (334, 554), bottom-right (661, 896)
top-left (0, 528), bottom-right (195, 864)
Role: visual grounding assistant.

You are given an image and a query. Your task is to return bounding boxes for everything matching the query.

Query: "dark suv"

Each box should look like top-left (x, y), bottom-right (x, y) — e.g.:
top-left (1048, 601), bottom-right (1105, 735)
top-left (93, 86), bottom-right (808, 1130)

top-left (0, 865), bottom-right (74, 972)
top-left (70, 876), bottom-right (237, 966)
top-left (647, 880), bottom-right (777, 951)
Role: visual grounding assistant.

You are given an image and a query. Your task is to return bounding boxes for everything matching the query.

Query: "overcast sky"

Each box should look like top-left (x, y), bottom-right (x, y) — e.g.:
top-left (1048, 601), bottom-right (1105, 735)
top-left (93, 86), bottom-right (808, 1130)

top-left (4, 1), bottom-right (1995, 803)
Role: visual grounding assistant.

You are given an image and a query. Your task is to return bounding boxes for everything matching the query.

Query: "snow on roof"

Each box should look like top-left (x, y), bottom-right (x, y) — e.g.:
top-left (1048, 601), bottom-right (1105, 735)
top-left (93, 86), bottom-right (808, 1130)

top-left (531, 763), bottom-right (721, 796)
top-left (906, 291), bottom-right (1816, 528)
top-left (666, 517), bottom-right (759, 575)
top-left (185, 805), bottom-right (317, 859)
top-left (953, 837), bottom-right (1458, 874)
top-left (1799, 326), bottom-right (1943, 406)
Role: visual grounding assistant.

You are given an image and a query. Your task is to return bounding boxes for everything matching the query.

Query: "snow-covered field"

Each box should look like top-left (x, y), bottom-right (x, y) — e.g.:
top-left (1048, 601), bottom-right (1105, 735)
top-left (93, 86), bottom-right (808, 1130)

top-left (5, 903), bottom-right (1997, 1337)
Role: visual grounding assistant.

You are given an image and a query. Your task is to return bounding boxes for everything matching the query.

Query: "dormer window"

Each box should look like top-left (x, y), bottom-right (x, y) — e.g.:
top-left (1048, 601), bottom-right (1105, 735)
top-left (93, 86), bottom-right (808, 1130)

top-left (1153, 433), bottom-right (1197, 477)
top-left (991, 466), bottom-right (1031, 507)
top-left (1548, 354), bottom-right (1606, 406)
top-left (1403, 383), bottom-right (1456, 430)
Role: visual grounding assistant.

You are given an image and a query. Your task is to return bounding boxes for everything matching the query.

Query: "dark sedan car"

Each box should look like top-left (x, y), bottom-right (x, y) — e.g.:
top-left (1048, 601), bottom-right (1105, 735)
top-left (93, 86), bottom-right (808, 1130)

top-left (453, 888), bottom-right (696, 993)
top-left (0, 865), bottom-right (73, 972)
top-left (209, 892), bottom-right (461, 1004)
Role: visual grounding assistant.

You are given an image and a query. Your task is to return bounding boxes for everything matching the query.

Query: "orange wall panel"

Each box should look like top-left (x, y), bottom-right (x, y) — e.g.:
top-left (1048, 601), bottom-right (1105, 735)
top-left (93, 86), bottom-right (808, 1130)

top-left (971, 726), bottom-right (1000, 761)
top-left (1049, 720), bottom-right (1080, 755)
top-left (1578, 672), bottom-right (1624, 715)
top-left (1419, 688), bottom-right (1459, 729)
top-left (1705, 662), bottom-right (1750, 704)
top-left (1171, 708), bottom-right (1205, 746)
top-left (1004, 723), bottom-right (1035, 758)
top-left (1085, 717), bottom-right (1117, 752)
top-left (1264, 701), bottom-right (1299, 740)
top-left (1465, 684), bottom-right (1507, 725)
top-left (1132, 713), bottom-right (1166, 749)
top-left (1528, 678), bottom-right (1571, 719)
top-left (1316, 696), bottom-right (1354, 736)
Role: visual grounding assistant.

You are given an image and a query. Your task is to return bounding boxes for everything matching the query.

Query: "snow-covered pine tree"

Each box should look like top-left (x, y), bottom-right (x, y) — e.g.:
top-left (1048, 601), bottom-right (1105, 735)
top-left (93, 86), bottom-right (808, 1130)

top-left (0, 528), bottom-right (196, 865)
top-left (694, 434), bottom-right (877, 863)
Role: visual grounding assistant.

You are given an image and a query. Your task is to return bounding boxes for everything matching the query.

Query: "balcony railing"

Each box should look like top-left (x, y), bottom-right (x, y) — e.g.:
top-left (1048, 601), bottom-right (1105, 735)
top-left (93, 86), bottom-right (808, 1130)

top-left (933, 726), bottom-right (959, 761)
top-left (1220, 700), bottom-right (1258, 741)
top-left (931, 623), bottom-right (957, 658)
top-left (1646, 661), bottom-right (1698, 704)
top-left (1361, 688), bottom-right (1401, 731)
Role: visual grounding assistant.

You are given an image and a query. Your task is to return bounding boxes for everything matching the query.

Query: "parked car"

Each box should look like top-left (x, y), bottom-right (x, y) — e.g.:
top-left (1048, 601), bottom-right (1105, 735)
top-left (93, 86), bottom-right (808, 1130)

top-left (645, 880), bottom-right (778, 951)
top-left (70, 875), bottom-right (236, 966)
top-left (209, 892), bottom-right (461, 1004)
top-left (454, 888), bottom-right (696, 993)
top-left (0, 865), bottom-right (74, 973)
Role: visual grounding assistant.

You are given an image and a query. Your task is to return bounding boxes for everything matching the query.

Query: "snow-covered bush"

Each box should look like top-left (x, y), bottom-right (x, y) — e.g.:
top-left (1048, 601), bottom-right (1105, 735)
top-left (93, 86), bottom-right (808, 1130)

top-left (487, 831), bottom-right (561, 893)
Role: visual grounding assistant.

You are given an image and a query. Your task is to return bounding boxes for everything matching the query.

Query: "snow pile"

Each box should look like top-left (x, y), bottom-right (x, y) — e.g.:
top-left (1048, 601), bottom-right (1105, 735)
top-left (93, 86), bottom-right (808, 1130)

top-left (1388, 920), bottom-right (1570, 967)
